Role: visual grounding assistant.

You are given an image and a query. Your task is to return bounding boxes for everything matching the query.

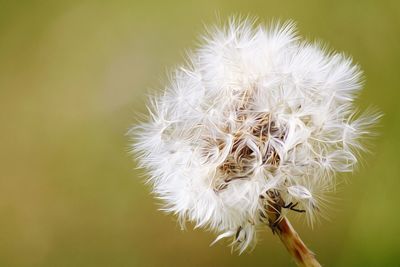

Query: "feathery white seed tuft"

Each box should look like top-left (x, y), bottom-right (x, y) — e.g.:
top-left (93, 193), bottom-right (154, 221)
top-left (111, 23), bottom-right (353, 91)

top-left (130, 18), bottom-right (381, 253)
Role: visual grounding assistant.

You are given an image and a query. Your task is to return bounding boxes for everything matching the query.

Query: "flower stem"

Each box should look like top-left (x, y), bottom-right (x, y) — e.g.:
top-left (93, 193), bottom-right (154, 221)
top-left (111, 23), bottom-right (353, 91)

top-left (271, 216), bottom-right (321, 267)
top-left (265, 190), bottom-right (321, 267)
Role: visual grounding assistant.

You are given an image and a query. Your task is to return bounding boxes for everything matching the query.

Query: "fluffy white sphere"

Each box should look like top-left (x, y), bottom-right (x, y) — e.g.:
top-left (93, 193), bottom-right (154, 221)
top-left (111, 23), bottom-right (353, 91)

top-left (131, 18), bottom-right (380, 252)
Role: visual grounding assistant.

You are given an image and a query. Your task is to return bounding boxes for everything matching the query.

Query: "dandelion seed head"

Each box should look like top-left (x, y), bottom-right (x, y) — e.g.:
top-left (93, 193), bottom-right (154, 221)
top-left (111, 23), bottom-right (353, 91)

top-left (130, 17), bottom-right (380, 253)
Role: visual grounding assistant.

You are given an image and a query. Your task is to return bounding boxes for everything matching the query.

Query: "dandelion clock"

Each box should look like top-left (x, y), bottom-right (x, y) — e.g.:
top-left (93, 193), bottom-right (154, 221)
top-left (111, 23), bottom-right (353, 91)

top-left (130, 18), bottom-right (380, 266)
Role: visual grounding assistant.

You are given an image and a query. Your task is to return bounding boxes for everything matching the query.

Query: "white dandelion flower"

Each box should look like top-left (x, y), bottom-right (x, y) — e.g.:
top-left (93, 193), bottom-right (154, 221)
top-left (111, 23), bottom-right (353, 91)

top-left (130, 17), bottom-right (380, 265)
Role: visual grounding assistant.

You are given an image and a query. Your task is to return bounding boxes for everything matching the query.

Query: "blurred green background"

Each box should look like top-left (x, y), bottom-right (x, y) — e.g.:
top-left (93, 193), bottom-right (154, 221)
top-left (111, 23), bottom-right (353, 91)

top-left (0, 0), bottom-right (399, 266)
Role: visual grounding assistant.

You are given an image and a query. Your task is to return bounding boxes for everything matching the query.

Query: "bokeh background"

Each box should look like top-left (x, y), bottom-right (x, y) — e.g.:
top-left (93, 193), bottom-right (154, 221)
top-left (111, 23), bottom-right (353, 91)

top-left (1, 0), bottom-right (399, 266)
